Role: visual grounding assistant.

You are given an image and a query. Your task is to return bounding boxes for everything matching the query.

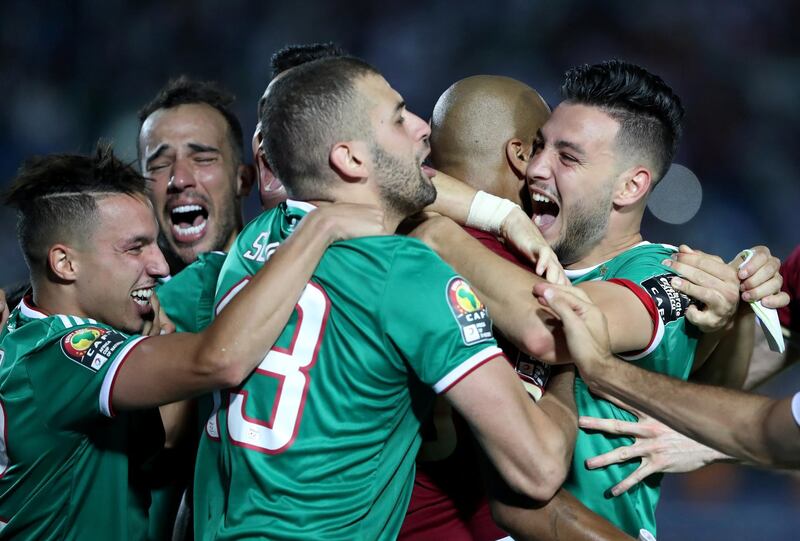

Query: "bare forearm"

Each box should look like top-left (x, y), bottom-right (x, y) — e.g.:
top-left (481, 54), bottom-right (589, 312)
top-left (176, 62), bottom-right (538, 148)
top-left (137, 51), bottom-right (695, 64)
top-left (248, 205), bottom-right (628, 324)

top-left (490, 486), bottom-right (634, 541)
top-left (583, 355), bottom-right (799, 467)
top-left (426, 171), bottom-right (477, 223)
top-left (201, 211), bottom-right (337, 382)
top-left (692, 311), bottom-right (755, 388)
top-left (744, 328), bottom-right (798, 390)
top-left (537, 366), bottom-right (578, 466)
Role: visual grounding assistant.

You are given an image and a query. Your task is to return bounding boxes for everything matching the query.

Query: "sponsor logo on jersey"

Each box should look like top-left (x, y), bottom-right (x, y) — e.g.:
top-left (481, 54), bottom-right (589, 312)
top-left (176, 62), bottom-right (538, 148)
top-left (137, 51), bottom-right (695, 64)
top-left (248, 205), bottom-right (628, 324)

top-left (61, 327), bottom-right (127, 372)
top-left (445, 277), bottom-right (493, 346)
top-left (640, 273), bottom-right (692, 325)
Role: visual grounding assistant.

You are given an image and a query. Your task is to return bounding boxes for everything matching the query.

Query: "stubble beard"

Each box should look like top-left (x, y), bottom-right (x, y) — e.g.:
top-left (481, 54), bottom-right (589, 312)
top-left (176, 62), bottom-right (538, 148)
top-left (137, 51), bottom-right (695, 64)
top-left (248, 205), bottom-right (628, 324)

top-left (371, 144), bottom-right (436, 220)
top-left (553, 188), bottom-right (613, 266)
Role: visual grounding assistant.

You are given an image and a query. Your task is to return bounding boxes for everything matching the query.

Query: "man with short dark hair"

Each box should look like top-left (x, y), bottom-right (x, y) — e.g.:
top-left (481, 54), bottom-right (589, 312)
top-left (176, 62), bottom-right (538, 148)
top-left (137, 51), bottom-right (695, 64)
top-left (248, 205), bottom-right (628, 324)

top-left (138, 77), bottom-right (255, 274)
top-left (0, 144), bottom-right (385, 540)
top-left (413, 60), bottom-right (775, 538)
top-left (194, 55), bottom-right (574, 540)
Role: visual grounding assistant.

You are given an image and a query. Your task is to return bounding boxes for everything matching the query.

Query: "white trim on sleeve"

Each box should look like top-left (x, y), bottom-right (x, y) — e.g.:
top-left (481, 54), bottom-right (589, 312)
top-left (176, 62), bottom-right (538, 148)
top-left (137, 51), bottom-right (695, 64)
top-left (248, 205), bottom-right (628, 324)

top-left (99, 336), bottom-right (148, 417)
top-left (433, 346), bottom-right (503, 394)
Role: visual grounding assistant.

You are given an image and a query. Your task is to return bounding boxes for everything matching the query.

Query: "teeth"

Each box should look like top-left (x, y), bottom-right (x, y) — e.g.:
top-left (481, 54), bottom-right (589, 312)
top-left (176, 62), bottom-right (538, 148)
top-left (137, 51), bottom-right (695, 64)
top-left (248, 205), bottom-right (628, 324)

top-left (532, 193), bottom-right (552, 204)
top-left (173, 221), bottom-right (207, 235)
top-left (131, 288), bottom-right (153, 305)
top-left (172, 204), bottom-right (203, 215)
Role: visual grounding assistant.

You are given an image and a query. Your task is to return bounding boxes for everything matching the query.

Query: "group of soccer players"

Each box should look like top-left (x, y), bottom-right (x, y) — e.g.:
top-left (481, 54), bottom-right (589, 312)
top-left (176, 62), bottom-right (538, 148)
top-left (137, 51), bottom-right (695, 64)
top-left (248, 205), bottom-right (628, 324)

top-left (0, 41), bottom-right (796, 541)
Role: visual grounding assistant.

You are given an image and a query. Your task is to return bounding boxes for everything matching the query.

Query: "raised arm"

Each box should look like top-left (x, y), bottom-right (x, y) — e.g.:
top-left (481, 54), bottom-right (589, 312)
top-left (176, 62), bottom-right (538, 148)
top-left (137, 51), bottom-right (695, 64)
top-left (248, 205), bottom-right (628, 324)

top-left (411, 216), bottom-right (655, 362)
top-left (112, 204), bottom-right (386, 410)
top-left (536, 281), bottom-right (800, 469)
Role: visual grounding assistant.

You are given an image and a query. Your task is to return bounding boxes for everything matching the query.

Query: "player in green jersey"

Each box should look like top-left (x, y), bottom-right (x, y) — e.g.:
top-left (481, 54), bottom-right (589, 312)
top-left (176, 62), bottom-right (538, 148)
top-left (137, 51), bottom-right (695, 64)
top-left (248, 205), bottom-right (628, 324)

top-left (194, 55), bottom-right (575, 540)
top-left (0, 144), bottom-right (385, 540)
top-left (412, 60), bottom-right (786, 539)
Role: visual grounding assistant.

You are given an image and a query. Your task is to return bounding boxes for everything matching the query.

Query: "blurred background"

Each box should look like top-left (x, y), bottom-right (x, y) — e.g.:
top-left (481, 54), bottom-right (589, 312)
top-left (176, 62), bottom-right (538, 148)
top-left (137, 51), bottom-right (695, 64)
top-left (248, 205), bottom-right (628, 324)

top-left (0, 0), bottom-right (797, 538)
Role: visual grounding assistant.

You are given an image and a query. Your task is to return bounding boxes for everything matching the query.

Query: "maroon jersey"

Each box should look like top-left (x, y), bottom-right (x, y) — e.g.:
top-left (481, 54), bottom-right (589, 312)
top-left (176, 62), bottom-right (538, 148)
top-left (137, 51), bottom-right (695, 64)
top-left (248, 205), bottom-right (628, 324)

top-left (398, 227), bottom-right (547, 541)
top-left (779, 246), bottom-right (800, 333)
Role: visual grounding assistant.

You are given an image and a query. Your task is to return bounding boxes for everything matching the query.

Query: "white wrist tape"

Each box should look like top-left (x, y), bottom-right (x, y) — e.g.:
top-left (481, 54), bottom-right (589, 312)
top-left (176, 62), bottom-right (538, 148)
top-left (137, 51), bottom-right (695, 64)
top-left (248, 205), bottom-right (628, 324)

top-left (465, 190), bottom-right (519, 235)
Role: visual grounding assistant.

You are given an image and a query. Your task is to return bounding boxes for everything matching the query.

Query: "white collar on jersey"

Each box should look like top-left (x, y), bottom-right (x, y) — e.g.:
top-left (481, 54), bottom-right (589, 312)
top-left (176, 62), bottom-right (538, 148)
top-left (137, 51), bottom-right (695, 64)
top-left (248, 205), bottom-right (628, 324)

top-left (286, 199), bottom-right (317, 213)
top-left (564, 241), bottom-right (655, 280)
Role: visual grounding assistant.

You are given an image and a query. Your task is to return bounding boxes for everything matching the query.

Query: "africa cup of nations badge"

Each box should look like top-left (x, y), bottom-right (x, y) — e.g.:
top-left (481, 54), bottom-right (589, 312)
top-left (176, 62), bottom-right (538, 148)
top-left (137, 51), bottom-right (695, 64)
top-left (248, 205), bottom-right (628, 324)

top-left (61, 327), bottom-right (108, 371)
top-left (446, 277), bottom-right (493, 346)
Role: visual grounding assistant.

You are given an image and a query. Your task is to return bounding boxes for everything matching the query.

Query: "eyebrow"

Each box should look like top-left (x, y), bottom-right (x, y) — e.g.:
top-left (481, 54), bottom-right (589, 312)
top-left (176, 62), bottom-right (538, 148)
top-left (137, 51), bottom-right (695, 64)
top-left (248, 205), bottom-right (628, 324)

top-left (394, 100), bottom-right (406, 115)
top-left (119, 234), bottom-right (154, 250)
top-left (144, 142), bottom-right (220, 168)
top-left (536, 129), bottom-right (586, 156)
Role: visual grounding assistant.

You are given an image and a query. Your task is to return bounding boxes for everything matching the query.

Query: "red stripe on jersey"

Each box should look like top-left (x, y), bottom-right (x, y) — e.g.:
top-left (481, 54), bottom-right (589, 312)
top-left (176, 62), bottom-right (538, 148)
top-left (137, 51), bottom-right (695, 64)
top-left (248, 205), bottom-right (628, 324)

top-left (607, 278), bottom-right (658, 356)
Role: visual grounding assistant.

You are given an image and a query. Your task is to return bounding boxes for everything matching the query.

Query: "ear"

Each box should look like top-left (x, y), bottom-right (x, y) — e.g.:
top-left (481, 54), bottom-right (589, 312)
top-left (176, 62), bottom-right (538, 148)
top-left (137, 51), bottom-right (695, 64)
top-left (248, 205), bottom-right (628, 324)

top-left (330, 141), bottom-right (369, 183)
top-left (48, 244), bottom-right (79, 282)
top-left (235, 164), bottom-right (256, 197)
top-left (506, 138), bottom-right (530, 178)
top-left (613, 166), bottom-right (652, 207)
top-left (256, 154), bottom-right (287, 210)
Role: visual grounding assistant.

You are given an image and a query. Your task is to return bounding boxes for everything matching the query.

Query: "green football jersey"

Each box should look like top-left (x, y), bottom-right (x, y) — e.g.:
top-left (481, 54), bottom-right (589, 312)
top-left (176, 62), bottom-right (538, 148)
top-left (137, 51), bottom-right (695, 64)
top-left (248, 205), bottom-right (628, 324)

top-left (157, 251), bottom-right (227, 334)
top-left (148, 251), bottom-right (227, 541)
top-left (562, 242), bottom-right (700, 538)
top-left (0, 297), bottom-right (163, 540)
top-left (194, 201), bottom-right (502, 541)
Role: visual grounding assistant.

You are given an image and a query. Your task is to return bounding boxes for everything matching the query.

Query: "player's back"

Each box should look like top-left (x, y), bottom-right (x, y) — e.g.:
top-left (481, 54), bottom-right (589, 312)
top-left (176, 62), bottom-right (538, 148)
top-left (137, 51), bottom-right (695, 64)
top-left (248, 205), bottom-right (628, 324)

top-left (196, 202), bottom-right (502, 540)
top-left (0, 300), bottom-right (160, 540)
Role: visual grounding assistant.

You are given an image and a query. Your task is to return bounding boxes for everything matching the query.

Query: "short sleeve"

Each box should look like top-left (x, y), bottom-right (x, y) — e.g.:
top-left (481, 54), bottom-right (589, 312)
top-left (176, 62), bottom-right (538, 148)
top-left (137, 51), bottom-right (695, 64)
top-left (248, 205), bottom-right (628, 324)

top-left (381, 240), bottom-right (504, 394)
top-left (26, 324), bottom-right (147, 428)
top-left (607, 247), bottom-right (694, 360)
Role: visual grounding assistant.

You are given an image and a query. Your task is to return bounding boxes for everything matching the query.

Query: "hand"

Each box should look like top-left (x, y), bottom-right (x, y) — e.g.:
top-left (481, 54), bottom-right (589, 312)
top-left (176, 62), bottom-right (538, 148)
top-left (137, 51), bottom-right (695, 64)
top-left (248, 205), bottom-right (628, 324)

top-left (307, 203), bottom-right (388, 241)
top-left (0, 289), bottom-right (8, 328)
top-left (664, 245), bottom-right (740, 333)
top-left (501, 207), bottom-right (568, 285)
top-left (735, 245), bottom-right (789, 308)
top-left (142, 291), bottom-right (176, 337)
top-left (532, 282), bottom-right (612, 377)
top-left (579, 398), bottom-right (726, 496)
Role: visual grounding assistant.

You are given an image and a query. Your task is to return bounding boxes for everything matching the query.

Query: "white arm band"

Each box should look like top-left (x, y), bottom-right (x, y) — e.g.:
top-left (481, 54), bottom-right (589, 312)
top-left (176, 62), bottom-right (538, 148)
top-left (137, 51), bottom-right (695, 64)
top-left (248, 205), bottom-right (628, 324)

top-left (465, 190), bottom-right (519, 235)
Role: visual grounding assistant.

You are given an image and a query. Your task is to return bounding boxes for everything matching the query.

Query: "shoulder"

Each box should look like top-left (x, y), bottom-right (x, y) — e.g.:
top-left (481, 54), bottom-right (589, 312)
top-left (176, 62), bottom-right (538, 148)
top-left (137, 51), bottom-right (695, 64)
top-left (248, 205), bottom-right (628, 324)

top-left (604, 242), bottom-right (677, 281)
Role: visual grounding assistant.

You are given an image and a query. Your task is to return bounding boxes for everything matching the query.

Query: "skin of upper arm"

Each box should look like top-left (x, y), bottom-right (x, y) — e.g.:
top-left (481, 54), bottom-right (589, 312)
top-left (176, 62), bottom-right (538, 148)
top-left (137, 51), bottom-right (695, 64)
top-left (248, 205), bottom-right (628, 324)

top-left (576, 280), bottom-right (655, 355)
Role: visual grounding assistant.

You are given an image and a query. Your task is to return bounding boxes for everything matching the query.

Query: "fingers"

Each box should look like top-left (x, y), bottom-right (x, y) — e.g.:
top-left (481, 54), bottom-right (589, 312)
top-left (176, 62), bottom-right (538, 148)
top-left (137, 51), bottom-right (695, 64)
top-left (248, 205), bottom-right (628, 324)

top-left (585, 444), bottom-right (641, 469)
top-left (579, 416), bottom-right (648, 438)
top-left (533, 282), bottom-right (592, 303)
top-left (0, 289), bottom-right (8, 328)
top-left (761, 291), bottom-right (791, 310)
top-left (736, 245), bottom-right (770, 281)
top-left (741, 272), bottom-right (782, 302)
top-left (665, 254), bottom-right (737, 292)
top-left (610, 463), bottom-right (654, 496)
top-left (739, 256), bottom-right (781, 300)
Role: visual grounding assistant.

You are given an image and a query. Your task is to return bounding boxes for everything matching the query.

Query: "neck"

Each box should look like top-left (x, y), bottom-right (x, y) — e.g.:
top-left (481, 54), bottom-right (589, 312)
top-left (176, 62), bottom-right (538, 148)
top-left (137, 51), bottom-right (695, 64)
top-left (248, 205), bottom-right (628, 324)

top-left (566, 209), bottom-right (645, 269)
top-left (31, 282), bottom-right (87, 319)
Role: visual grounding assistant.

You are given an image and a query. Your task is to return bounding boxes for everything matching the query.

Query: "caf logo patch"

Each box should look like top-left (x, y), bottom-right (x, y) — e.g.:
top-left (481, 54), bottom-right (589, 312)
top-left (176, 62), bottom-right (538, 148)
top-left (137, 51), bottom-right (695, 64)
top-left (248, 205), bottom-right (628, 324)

top-left (445, 277), bottom-right (493, 346)
top-left (61, 327), bottom-right (106, 363)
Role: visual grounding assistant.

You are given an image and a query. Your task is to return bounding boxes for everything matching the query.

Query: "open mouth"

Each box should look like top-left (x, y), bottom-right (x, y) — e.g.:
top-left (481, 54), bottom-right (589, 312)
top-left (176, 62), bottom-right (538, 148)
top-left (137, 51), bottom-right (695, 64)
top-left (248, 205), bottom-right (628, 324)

top-left (421, 155), bottom-right (436, 179)
top-left (131, 287), bottom-right (154, 308)
top-left (530, 191), bottom-right (560, 230)
top-left (169, 203), bottom-right (209, 243)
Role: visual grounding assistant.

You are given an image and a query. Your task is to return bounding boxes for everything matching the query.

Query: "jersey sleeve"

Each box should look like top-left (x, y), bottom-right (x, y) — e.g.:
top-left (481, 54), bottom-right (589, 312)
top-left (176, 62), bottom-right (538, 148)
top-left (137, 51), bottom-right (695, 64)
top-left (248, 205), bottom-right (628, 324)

top-left (158, 252), bottom-right (226, 333)
top-left (25, 323), bottom-right (147, 429)
top-left (380, 240), bottom-right (504, 394)
top-left (607, 246), bottom-right (695, 361)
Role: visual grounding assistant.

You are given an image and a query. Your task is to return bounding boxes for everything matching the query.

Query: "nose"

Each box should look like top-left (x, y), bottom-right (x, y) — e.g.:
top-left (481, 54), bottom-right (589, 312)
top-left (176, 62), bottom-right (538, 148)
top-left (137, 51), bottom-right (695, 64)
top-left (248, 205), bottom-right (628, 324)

top-left (525, 147), bottom-right (553, 183)
top-left (409, 111), bottom-right (431, 143)
top-left (167, 159), bottom-right (196, 192)
top-left (147, 245), bottom-right (171, 278)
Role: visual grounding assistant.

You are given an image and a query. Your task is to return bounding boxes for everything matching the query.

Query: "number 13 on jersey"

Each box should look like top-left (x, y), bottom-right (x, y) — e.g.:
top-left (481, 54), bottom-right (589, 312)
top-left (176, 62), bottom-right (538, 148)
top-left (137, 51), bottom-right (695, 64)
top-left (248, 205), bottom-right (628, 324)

top-left (206, 283), bottom-right (330, 454)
